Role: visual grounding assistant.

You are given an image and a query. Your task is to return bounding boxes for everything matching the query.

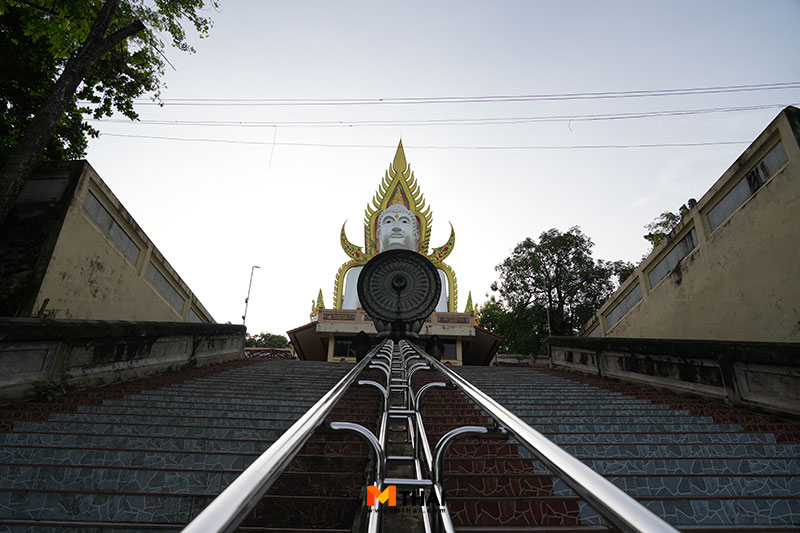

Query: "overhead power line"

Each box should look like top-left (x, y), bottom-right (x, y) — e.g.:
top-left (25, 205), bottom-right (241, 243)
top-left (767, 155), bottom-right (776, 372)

top-left (89, 103), bottom-right (795, 129)
top-left (107, 82), bottom-right (800, 107)
top-left (100, 133), bottom-right (751, 150)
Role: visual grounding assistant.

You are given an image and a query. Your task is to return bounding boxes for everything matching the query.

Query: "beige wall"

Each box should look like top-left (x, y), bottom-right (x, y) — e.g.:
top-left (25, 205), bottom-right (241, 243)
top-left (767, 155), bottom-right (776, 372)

top-left (584, 107), bottom-right (800, 342)
top-left (34, 163), bottom-right (214, 323)
top-left (325, 335), bottom-right (463, 365)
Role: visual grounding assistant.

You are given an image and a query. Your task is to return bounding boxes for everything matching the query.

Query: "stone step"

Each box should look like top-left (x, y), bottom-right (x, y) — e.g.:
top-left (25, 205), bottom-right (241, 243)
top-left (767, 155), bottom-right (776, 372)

top-left (69, 405), bottom-right (312, 419)
top-left (555, 443), bottom-right (800, 458)
top-left (0, 462), bottom-right (367, 497)
top-left (0, 522), bottom-right (351, 533)
top-left (0, 432), bottom-right (274, 454)
top-left (443, 455), bottom-right (800, 476)
top-left (577, 457), bottom-right (800, 476)
top-left (447, 497), bottom-right (580, 527)
top-left (0, 445), bottom-right (260, 470)
top-left (559, 474), bottom-right (800, 498)
top-left (443, 472), bottom-right (800, 498)
top-left (545, 432), bottom-right (781, 444)
top-left (45, 412), bottom-right (296, 429)
top-left (120, 391), bottom-right (369, 404)
top-left (425, 422), bottom-right (746, 435)
top-left (242, 495), bottom-right (360, 529)
top-left (0, 488), bottom-right (214, 524)
top-left (10, 420), bottom-right (287, 440)
top-left (577, 497), bottom-right (800, 527)
top-left (0, 463), bottom-right (237, 494)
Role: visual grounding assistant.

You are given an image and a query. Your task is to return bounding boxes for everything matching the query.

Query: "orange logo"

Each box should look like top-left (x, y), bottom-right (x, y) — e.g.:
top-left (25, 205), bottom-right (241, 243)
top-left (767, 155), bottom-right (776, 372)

top-left (366, 485), bottom-right (396, 506)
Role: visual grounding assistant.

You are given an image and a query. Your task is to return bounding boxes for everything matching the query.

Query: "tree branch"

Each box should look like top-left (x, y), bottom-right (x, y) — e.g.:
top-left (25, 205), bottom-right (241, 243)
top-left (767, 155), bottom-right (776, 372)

top-left (97, 20), bottom-right (145, 58)
top-left (9, 0), bottom-right (66, 19)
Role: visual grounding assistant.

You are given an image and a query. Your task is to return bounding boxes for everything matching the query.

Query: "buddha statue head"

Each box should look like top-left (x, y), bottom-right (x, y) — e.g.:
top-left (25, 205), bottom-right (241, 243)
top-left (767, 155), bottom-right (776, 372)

top-left (376, 204), bottom-right (419, 253)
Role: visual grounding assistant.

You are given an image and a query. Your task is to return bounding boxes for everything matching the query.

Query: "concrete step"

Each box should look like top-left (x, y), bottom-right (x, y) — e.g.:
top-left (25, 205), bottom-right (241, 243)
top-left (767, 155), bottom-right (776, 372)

top-left (578, 497), bottom-right (800, 527)
top-left (556, 443), bottom-right (800, 458)
top-left (545, 432), bottom-right (781, 444)
top-left (10, 420), bottom-right (287, 440)
top-left (0, 489), bottom-right (215, 525)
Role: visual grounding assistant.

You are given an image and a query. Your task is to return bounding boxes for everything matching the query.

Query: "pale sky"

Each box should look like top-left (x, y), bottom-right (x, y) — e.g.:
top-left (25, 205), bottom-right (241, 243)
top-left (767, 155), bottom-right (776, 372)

top-left (83, 1), bottom-right (800, 337)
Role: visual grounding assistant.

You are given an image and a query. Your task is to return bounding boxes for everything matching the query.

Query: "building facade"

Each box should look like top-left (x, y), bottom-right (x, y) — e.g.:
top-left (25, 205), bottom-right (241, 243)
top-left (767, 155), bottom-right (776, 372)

top-left (0, 160), bottom-right (213, 323)
top-left (582, 106), bottom-right (800, 341)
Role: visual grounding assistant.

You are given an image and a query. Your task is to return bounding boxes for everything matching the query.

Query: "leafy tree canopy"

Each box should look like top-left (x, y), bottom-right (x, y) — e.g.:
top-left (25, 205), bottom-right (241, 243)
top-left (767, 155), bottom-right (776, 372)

top-left (245, 333), bottom-right (289, 349)
top-left (477, 296), bottom-right (546, 355)
top-left (643, 198), bottom-right (697, 249)
top-left (0, 7), bottom-right (91, 162)
top-left (487, 226), bottom-right (632, 354)
top-left (0, 0), bottom-right (217, 225)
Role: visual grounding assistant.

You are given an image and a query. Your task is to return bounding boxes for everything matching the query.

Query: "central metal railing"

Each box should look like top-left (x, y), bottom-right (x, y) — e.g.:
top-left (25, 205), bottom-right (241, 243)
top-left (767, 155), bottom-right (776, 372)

top-left (182, 340), bottom-right (392, 533)
top-left (404, 340), bottom-right (680, 533)
top-left (183, 337), bottom-right (679, 533)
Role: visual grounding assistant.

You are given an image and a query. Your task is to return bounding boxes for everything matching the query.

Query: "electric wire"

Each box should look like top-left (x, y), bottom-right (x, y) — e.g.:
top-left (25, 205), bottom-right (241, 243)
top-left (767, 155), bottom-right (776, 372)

top-left (88, 102), bottom-right (796, 129)
top-left (100, 133), bottom-right (751, 149)
top-left (107, 81), bottom-right (800, 107)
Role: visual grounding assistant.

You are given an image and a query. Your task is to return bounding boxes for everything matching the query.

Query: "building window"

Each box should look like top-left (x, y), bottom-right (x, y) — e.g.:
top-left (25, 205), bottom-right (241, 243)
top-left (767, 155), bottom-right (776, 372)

top-left (648, 228), bottom-right (698, 289)
top-left (708, 142), bottom-right (788, 231)
top-left (146, 263), bottom-right (185, 312)
top-left (83, 191), bottom-right (140, 264)
top-left (333, 336), bottom-right (355, 358)
top-left (18, 170), bottom-right (70, 203)
top-left (188, 309), bottom-right (204, 323)
top-left (587, 325), bottom-right (601, 338)
top-left (442, 340), bottom-right (457, 360)
top-left (606, 284), bottom-right (642, 329)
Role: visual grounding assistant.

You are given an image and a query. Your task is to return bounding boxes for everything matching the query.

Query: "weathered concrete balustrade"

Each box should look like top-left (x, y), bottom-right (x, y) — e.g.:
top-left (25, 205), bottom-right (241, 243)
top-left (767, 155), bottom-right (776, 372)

top-left (549, 336), bottom-right (800, 418)
top-left (0, 318), bottom-right (245, 403)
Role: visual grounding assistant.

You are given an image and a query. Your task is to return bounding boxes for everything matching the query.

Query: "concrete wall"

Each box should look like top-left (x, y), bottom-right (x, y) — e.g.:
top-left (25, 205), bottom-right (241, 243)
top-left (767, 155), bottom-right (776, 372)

top-left (583, 107), bottom-right (800, 342)
top-left (550, 336), bottom-right (800, 419)
top-left (0, 318), bottom-right (245, 403)
top-left (30, 161), bottom-right (214, 323)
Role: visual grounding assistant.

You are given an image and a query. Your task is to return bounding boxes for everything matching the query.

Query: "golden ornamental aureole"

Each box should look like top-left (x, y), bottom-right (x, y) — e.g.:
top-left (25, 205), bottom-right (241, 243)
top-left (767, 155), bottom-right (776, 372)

top-left (333, 141), bottom-right (458, 311)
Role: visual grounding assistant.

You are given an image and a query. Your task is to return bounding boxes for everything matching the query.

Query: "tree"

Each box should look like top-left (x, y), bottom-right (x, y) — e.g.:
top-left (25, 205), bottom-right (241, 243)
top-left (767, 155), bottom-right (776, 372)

top-left (489, 226), bottom-right (632, 353)
top-left (245, 333), bottom-right (289, 349)
top-left (643, 198), bottom-right (697, 249)
top-left (0, 8), bottom-right (91, 164)
top-left (0, 0), bottom-right (217, 227)
top-left (478, 296), bottom-right (546, 355)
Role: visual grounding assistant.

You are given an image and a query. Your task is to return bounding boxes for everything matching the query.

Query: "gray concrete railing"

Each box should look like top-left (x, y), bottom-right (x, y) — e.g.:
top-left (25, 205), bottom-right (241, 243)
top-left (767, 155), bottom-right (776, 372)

top-left (0, 317), bottom-right (246, 403)
top-left (549, 336), bottom-right (800, 418)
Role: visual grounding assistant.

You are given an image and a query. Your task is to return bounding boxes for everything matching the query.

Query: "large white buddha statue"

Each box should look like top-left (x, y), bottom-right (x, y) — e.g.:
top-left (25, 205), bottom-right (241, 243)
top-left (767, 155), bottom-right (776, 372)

top-left (341, 204), bottom-right (449, 311)
top-left (330, 140), bottom-right (458, 315)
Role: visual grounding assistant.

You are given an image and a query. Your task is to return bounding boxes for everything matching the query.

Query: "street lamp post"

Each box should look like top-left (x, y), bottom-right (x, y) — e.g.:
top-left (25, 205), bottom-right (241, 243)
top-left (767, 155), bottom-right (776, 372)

top-left (242, 265), bottom-right (260, 325)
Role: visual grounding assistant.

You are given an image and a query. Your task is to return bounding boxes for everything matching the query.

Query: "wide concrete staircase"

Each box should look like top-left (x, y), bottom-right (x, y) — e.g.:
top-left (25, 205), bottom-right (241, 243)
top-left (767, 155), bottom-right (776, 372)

top-left (445, 365), bottom-right (800, 531)
top-left (0, 358), bottom-right (380, 532)
top-left (1, 357), bottom-right (799, 531)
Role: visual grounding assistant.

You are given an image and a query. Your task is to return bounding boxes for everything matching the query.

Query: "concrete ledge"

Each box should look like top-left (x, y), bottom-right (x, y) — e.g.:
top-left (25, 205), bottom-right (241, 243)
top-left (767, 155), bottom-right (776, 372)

top-left (0, 318), bottom-right (246, 403)
top-left (549, 336), bottom-right (800, 418)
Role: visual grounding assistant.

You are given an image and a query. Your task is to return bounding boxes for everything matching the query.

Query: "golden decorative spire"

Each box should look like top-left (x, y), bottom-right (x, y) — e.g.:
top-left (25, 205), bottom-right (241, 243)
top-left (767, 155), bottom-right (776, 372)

top-left (316, 289), bottom-right (325, 311)
top-left (464, 291), bottom-right (474, 313)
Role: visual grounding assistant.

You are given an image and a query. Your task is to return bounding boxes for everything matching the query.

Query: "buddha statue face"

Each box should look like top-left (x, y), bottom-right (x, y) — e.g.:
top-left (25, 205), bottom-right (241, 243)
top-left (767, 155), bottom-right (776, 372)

top-left (377, 204), bottom-right (419, 252)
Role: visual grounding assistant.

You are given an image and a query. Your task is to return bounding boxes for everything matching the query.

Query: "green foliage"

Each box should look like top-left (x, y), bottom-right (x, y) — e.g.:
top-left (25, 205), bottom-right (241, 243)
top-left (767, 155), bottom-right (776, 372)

top-left (0, 7), bottom-right (91, 162)
top-left (644, 198), bottom-right (697, 249)
top-left (478, 297), bottom-right (547, 355)
top-left (0, 0), bottom-right (217, 161)
top-left (33, 379), bottom-right (68, 402)
top-left (488, 227), bottom-right (632, 354)
top-left (245, 332), bottom-right (289, 349)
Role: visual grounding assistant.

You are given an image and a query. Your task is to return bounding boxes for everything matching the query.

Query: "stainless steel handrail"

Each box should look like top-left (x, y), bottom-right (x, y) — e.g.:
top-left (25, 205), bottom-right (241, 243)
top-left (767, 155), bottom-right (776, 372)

top-left (405, 341), bottom-right (680, 533)
top-left (182, 340), bottom-right (390, 533)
